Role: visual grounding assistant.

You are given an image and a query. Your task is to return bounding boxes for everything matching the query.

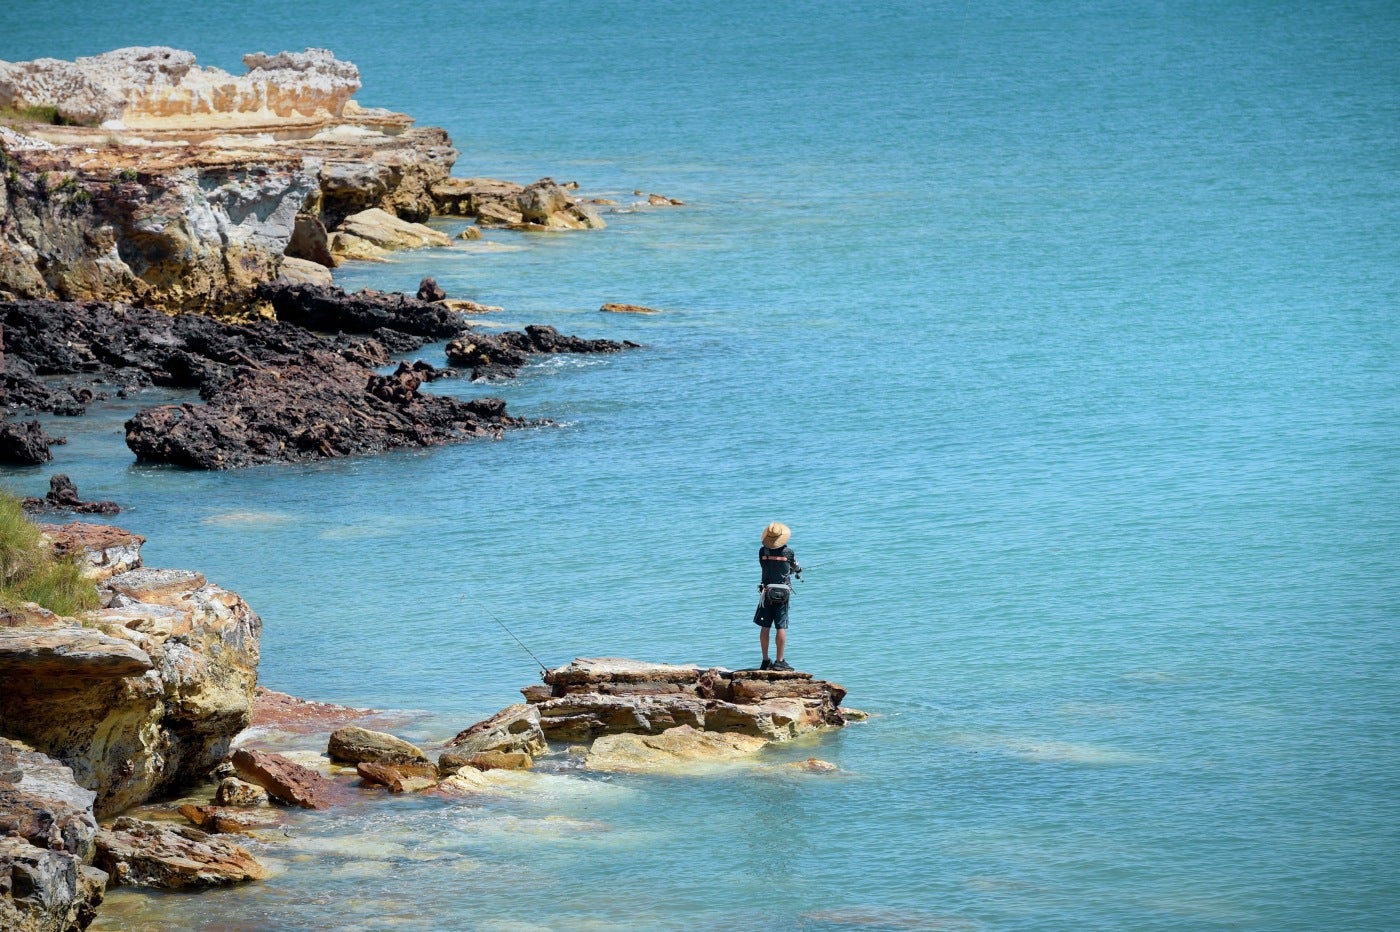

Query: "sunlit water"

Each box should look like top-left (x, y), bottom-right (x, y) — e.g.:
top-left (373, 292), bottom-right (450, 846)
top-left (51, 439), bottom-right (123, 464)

top-left (2, 1), bottom-right (1397, 929)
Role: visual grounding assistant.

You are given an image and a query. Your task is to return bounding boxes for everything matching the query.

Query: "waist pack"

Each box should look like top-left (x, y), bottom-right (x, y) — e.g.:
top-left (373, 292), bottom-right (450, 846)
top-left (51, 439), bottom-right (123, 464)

top-left (763, 584), bottom-right (792, 606)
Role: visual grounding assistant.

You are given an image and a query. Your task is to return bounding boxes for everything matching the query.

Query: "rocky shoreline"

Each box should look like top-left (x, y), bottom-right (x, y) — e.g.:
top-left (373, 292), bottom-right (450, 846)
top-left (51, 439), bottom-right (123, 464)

top-left (0, 44), bottom-right (775, 932)
top-left (0, 523), bottom-right (857, 931)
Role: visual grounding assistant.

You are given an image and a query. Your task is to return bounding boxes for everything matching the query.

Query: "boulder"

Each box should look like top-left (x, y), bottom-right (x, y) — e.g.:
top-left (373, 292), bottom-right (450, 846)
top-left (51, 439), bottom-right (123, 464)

top-left (785, 758), bottom-right (839, 773)
top-left (0, 419), bottom-right (55, 465)
top-left (177, 804), bottom-right (282, 834)
top-left (475, 200), bottom-right (524, 226)
top-left (284, 212), bottom-right (334, 268)
top-left (276, 257), bottom-right (334, 288)
top-left (585, 725), bottom-right (769, 773)
top-left (456, 226), bottom-right (482, 241)
top-left (463, 751), bottom-right (533, 772)
top-left (213, 777), bottom-right (268, 808)
top-left (335, 208), bottom-right (450, 252)
top-left (326, 726), bottom-right (426, 765)
top-left (516, 178), bottom-right (572, 224)
top-left (415, 277), bottom-right (446, 302)
top-left (230, 748), bottom-right (346, 809)
top-left (442, 704), bottom-right (547, 762)
top-left (600, 303), bottom-right (660, 315)
top-left (429, 177), bottom-right (524, 217)
top-left (356, 761), bottom-right (438, 793)
top-left (21, 474), bottom-right (120, 515)
top-left (95, 817), bottom-right (265, 888)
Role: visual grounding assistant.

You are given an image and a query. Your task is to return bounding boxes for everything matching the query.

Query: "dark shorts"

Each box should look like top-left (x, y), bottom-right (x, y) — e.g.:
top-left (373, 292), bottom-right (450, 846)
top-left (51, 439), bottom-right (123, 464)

top-left (753, 601), bottom-right (789, 630)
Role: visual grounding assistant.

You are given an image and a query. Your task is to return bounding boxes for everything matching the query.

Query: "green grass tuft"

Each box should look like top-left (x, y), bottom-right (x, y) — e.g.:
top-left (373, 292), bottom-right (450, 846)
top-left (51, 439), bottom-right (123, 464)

top-left (0, 491), bottom-right (99, 616)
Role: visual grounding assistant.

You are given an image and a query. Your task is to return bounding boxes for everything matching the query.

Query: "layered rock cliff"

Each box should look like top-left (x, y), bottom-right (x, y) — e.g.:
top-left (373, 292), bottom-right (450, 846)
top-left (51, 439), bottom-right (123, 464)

top-left (0, 47), bottom-right (453, 315)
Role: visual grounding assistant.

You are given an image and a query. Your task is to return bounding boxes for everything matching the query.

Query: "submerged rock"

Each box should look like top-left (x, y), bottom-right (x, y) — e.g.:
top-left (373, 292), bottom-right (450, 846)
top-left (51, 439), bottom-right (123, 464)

top-left (585, 725), bottom-right (769, 773)
top-left (95, 817), bottom-right (265, 888)
top-left (355, 761), bottom-right (438, 793)
top-left (177, 804), bottom-right (282, 835)
top-left (213, 777), bottom-right (269, 808)
top-left (463, 751), bottom-right (533, 772)
top-left (600, 302), bottom-right (660, 315)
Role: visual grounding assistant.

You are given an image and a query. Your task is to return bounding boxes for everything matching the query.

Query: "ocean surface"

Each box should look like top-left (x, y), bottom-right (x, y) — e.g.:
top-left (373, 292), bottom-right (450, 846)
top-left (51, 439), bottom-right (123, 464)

top-left (3, 1), bottom-right (1398, 929)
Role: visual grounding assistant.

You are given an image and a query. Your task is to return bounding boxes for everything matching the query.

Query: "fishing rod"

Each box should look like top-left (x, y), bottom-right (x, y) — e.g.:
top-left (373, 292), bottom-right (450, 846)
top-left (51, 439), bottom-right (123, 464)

top-left (458, 593), bottom-right (549, 676)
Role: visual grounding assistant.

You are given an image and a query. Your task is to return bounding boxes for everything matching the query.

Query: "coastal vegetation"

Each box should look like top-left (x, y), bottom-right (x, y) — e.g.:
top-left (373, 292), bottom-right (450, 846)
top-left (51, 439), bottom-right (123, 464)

top-left (0, 490), bottom-right (98, 615)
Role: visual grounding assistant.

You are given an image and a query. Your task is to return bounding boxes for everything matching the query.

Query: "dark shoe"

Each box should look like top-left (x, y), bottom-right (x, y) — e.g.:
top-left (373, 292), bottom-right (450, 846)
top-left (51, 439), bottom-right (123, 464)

top-left (760, 658), bottom-right (772, 670)
top-left (771, 659), bottom-right (793, 672)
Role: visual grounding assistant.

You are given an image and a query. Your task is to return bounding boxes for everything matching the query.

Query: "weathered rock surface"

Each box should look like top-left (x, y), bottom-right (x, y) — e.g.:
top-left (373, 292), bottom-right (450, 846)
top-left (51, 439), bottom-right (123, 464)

top-left (275, 256), bottom-right (334, 288)
top-left (230, 748), bottom-right (346, 809)
top-left (440, 704), bottom-right (547, 769)
top-left (327, 726), bottom-right (426, 765)
top-left (94, 817), bottom-right (265, 888)
top-left (502, 658), bottom-right (847, 763)
top-left (248, 687), bottom-right (380, 735)
top-left (445, 324), bottom-right (638, 380)
top-left (21, 475), bottom-right (119, 515)
top-left (41, 524), bottom-right (144, 582)
top-left (0, 738), bottom-right (106, 932)
top-left (0, 527), bottom-right (262, 817)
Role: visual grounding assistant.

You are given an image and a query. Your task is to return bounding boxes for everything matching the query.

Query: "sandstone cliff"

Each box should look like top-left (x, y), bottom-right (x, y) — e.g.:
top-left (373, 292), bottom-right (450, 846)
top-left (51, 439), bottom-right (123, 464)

top-left (0, 48), bottom-right (454, 315)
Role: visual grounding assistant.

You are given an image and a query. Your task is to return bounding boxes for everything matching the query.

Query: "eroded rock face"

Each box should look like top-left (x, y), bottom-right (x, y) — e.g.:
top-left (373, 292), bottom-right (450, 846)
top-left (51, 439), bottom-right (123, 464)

top-left (0, 527), bottom-right (262, 817)
top-left (0, 46), bottom-right (359, 129)
top-left (431, 176), bottom-right (606, 231)
top-left (94, 817), bottom-right (265, 888)
top-left (585, 726), bottom-right (770, 773)
top-left (0, 738), bottom-right (106, 932)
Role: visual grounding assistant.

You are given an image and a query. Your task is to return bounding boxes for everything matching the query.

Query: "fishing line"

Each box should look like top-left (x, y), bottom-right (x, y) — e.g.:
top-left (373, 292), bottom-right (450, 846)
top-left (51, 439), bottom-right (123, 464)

top-left (458, 592), bottom-right (549, 676)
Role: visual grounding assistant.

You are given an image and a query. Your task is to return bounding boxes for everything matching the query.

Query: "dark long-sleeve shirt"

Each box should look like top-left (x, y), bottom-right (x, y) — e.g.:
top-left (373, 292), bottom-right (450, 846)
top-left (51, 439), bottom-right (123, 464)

top-left (758, 545), bottom-right (801, 585)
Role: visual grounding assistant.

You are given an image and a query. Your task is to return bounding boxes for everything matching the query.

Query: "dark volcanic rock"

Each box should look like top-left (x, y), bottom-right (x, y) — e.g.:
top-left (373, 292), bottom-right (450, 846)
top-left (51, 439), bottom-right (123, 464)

top-left (0, 419), bottom-right (56, 465)
top-left (445, 325), bottom-right (638, 379)
top-left (416, 277), bottom-right (447, 303)
top-left (124, 349), bottom-right (526, 469)
top-left (256, 282), bottom-right (463, 339)
top-left (22, 474), bottom-right (120, 515)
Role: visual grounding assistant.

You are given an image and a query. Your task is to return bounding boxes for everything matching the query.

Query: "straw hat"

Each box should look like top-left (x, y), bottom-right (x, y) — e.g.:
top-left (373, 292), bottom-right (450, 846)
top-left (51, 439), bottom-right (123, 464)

top-left (761, 521), bottom-right (791, 549)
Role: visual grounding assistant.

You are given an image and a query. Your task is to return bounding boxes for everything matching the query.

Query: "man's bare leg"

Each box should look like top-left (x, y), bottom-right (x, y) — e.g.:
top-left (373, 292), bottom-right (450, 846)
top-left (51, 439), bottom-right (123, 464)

top-left (759, 626), bottom-right (770, 663)
top-left (775, 629), bottom-right (786, 663)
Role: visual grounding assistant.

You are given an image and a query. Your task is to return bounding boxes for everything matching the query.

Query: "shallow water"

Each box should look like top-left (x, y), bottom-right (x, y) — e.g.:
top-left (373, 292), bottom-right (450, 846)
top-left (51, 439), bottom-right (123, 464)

top-left (3, 1), bottom-right (1399, 928)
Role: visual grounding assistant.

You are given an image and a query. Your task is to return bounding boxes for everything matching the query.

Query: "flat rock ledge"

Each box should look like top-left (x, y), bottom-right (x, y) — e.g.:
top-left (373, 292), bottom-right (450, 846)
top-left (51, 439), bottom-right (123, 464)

top-left (94, 817), bottom-right (265, 889)
top-left (443, 658), bottom-right (848, 775)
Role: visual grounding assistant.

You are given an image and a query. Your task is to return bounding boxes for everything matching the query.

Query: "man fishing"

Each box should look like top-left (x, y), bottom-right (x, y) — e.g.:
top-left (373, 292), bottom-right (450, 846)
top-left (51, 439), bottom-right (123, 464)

top-left (754, 521), bottom-right (802, 671)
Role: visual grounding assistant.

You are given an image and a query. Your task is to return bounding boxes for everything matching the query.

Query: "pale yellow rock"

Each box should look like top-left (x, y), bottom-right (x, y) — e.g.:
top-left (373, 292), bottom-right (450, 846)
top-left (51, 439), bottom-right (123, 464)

top-left (456, 226), bottom-right (482, 240)
top-left (584, 725), bottom-right (769, 774)
top-left (336, 208), bottom-right (450, 251)
top-left (328, 231), bottom-right (388, 262)
top-left (276, 256), bottom-right (333, 287)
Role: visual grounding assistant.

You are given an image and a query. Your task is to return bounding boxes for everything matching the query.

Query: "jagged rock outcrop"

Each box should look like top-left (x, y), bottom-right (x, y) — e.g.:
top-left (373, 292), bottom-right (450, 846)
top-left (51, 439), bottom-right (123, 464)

top-left (431, 176), bottom-right (606, 231)
top-left (330, 207), bottom-right (450, 260)
top-left (124, 350), bottom-right (524, 469)
top-left (255, 281), bottom-right (464, 338)
top-left (0, 419), bottom-right (56, 464)
top-left (438, 704), bottom-right (548, 772)
top-left (445, 324), bottom-right (639, 380)
top-left (0, 526), bottom-right (261, 817)
top-left (0, 738), bottom-right (106, 932)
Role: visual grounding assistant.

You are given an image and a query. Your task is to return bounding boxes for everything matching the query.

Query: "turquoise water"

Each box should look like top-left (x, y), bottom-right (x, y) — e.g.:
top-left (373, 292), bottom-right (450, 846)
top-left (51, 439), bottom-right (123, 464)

top-left (4, 1), bottom-right (1400, 928)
